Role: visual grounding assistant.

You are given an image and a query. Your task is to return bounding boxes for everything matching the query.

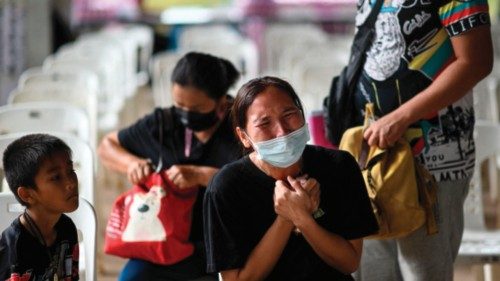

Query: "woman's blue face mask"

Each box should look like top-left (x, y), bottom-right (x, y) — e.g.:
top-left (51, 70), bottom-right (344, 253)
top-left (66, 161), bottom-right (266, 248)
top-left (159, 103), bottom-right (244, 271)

top-left (246, 124), bottom-right (310, 168)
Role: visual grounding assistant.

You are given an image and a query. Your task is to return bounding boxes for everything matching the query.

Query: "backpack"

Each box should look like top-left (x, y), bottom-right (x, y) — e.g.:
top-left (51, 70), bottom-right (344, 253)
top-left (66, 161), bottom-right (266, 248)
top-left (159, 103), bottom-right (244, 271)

top-left (339, 103), bottom-right (438, 239)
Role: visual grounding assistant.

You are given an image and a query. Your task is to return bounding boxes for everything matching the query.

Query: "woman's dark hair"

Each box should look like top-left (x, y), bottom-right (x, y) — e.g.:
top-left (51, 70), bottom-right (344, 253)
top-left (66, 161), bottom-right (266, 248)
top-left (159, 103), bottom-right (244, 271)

top-left (231, 76), bottom-right (305, 133)
top-left (171, 52), bottom-right (240, 100)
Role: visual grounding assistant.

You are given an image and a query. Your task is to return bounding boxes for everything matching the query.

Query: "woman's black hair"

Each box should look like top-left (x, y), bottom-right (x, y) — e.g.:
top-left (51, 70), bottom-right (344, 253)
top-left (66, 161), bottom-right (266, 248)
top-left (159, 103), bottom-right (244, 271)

top-left (171, 52), bottom-right (240, 100)
top-left (231, 76), bottom-right (305, 133)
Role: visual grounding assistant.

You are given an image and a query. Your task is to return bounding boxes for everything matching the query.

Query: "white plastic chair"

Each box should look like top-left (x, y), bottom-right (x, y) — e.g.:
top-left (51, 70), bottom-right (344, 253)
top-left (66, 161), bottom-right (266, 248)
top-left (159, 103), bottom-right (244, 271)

top-left (0, 132), bottom-right (95, 204)
top-left (104, 24), bottom-right (154, 86)
top-left (178, 24), bottom-right (243, 50)
top-left (18, 67), bottom-right (100, 96)
top-left (458, 120), bottom-right (500, 281)
top-left (0, 193), bottom-right (97, 281)
top-left (151, 51), bottom-right (184, 107)
top-left (55, 43), bottom-right (125, 111)
top-left (0, 102), bottom-right (91, 145)
top-left (8, 85), bottom-right (98, 147)
top-left (72, 36), bottom-right (131, 99)
top-left (151, 43), bottom-right (257, 108)
top-left (79, 32), bottom-right (138, 97)
top-left (290, 54), bottom-right (348, 112)
top-left (264, 23), bottom-right (328, 72)
top-left (473, 77), bottom-right (500, 202)
top-left (43, 53), bottom-right (120, 131)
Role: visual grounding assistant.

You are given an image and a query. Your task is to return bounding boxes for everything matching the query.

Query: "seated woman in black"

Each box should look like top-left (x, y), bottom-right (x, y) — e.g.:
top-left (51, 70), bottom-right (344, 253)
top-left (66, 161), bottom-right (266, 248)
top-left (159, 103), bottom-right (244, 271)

top-left (203, 76), bottom-right (378, 281)
top-left (98, 52), bottom-right (242, 281)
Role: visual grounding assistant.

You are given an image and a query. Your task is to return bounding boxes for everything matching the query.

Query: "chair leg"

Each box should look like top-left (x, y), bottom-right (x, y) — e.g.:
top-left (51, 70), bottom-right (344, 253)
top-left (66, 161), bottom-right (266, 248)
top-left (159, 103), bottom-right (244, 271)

top-left (487, 157), bottom-right (498, 202)
top-left (483, 264), bottom-right (500, 281)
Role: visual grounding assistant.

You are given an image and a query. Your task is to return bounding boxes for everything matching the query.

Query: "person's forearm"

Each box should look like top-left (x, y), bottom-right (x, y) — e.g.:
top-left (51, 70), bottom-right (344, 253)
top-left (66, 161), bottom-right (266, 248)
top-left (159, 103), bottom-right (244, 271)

top-left (222, 217), bottom-right (294, 281)
top-left (393, 59), bottom-right (491, 127)
top-left (390, 27), bottom-right (493, 127)
top-left (198, 166), bottom-right (219, 186)
top-left (98, 134), bottom-right (145, 174)
top-left (295, 216), bottom-right (361, 274)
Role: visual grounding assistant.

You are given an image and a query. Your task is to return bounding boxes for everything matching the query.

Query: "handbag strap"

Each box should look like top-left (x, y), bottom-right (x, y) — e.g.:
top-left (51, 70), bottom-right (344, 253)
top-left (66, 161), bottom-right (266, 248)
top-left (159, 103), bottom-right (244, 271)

top-left (358, 103), bottom-right (380, 169)
top-left (345, 0), bottom-right (384, 85)
top-left (155, 108), bottom-right (174, 172)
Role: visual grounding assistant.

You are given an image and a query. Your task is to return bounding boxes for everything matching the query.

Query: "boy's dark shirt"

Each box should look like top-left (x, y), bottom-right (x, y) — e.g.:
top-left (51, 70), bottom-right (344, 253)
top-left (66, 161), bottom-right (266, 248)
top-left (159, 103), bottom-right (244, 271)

top-left (0, 214), bottom-right (79, 281)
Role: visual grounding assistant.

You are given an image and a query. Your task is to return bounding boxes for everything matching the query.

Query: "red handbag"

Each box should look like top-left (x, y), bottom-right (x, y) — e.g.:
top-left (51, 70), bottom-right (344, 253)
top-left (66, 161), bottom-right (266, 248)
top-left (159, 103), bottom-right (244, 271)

top-left (104, 172), bottom-right (198, 265)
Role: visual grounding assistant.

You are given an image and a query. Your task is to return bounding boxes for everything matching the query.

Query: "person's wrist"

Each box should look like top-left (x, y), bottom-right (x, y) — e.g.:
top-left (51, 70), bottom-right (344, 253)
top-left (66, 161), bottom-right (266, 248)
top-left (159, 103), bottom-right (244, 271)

top-left (197, 166), bottom-right (213, 186)
top-left (395, 104), bottom-right (416, 127)
top-left (276, 215), bottom-right (294, 230)
top-left (292, 211), bottom-right (314, 230)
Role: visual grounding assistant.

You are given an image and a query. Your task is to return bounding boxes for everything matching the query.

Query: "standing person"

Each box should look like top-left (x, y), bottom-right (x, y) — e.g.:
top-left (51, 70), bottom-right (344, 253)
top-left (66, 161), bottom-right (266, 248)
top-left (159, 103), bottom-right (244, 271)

top-left (351, 0), bottom-right (493, 279)
top-left (98, 52), bottom-right (242, 281)
top-left (203, 77), bottom-right (378, 281)
top-left (0, 134), bottom-right (80, 281)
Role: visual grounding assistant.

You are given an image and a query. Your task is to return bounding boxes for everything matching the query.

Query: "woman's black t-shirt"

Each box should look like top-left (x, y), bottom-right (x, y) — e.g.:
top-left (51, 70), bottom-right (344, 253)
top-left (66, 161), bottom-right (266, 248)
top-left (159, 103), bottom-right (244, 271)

top-left (117, 105), bottom-right (241, 244)
top-left (203, 145), bottom-right (378, 280)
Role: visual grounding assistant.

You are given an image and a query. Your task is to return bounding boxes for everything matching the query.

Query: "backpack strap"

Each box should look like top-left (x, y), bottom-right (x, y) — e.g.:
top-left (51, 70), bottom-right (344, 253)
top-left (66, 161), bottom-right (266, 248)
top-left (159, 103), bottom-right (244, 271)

top-left (345, 0), bottom-right (384, 85)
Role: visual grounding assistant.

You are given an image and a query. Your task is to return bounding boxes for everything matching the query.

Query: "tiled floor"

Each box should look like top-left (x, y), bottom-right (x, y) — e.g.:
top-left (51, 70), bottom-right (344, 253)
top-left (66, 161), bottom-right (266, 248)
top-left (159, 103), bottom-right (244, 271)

top-left (94, 86), bottom-right (496, 281)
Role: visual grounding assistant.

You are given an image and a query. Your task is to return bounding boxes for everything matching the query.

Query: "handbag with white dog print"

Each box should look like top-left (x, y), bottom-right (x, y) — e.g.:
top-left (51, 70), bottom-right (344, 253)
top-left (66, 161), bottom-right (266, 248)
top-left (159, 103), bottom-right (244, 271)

top-left (104, 109), bottom-right (198, 265)
top-left (104, 172), bottom-right (198, 265)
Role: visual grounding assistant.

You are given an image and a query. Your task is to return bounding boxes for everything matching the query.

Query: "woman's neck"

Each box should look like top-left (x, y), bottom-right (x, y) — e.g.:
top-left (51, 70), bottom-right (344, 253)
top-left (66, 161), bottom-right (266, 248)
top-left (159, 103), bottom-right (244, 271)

top-left (194, 121), bottom-right (220, 143)
top-left (249, 153), bottom-right (302, 181)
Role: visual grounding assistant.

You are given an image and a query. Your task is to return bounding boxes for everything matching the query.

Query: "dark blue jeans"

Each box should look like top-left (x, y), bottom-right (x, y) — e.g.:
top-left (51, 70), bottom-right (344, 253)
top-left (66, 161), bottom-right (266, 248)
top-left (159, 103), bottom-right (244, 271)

top-left (118, 244), bottom-right (217, 281)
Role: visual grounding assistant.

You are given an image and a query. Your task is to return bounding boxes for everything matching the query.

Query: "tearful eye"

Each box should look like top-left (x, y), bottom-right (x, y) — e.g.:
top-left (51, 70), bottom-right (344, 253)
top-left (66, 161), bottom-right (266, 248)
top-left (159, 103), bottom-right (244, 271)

top-left (256, 122), bottom-right (270, 128)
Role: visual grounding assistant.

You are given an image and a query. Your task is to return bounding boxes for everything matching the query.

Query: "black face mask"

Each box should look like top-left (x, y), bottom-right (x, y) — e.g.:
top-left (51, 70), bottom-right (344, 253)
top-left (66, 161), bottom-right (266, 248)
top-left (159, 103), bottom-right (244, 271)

top-left (174, 107), bottom-right (219, 131)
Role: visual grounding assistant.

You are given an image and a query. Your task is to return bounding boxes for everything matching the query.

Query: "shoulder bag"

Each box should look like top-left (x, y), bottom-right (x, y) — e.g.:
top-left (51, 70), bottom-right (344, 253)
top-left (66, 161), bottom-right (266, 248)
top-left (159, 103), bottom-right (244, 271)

top-left (104, 109), bottom-right (198, 264)
top-left (339, 103), bottom-right (438, 239)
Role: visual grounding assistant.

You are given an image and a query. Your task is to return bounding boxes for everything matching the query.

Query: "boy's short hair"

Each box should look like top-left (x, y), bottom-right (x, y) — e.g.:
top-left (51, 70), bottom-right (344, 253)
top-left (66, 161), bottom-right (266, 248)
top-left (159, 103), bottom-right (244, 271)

top-left (3, 134), bottom-right (72, 206)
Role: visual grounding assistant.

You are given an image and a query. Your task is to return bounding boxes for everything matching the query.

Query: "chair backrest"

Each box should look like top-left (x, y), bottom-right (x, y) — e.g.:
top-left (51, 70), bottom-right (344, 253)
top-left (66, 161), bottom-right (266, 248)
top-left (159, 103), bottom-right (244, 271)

top-left (0, 132), bottom-right (95, 204)
top-left (42, 56), bottom-right (118, 131)
top-left (150, 51), bottom-right (184, 107)
top-left (463, 120), bottom-right (500, 230)
top-left (0, 194), bottom-right (97, 281)
top-left (102, 24), bottom-right (154, 86)
top-left (19, 67), bottom-right (99, 96)
top-left (127, 25), bottom-right (154, 85)
top-left (67, 198), bottom-right (97, 281)
top-left (151, 43), bottom-right (257, 107)
top-left (8, 87), bottom-right (97, 147)
top-left (0, 102), bottom-right (91, 145)
top-left (71, 37), bottom-right (130, 99)
top-left (264, 23), bottom-right (327, 72)
top-left (473, 76), bottom-right (499, 122)
top-left (178, 24), bottom-right (243, 50)
top-left (44, 52), bottom-right (123, 115)
top-left (289, 54), bottom-right (347, 112)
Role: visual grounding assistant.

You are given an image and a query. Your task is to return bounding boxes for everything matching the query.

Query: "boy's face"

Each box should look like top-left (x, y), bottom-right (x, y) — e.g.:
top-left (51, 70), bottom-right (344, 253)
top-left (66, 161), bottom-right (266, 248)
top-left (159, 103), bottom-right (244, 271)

top-left (30, 151), bottom-right (79, 213)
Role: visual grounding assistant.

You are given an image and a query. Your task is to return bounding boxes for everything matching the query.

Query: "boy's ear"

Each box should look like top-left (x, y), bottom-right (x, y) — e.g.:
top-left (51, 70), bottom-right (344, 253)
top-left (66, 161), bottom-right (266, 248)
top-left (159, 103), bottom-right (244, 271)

top-left (17, 186), bottom-right (36, 205)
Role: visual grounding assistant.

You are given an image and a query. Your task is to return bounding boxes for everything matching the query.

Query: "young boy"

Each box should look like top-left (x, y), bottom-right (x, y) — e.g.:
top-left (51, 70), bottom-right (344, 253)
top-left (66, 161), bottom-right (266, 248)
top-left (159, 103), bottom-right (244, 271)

top-left (0, 134), bottom-right (80, 281)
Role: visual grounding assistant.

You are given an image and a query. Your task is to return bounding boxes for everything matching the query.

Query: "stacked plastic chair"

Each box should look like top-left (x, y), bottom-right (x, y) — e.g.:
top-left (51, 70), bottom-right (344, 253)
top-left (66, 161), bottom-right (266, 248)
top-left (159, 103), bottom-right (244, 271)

top-left (151, 24), bottom-right (259, 107)
top-left (458, 120), bottom-right (500, 281)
